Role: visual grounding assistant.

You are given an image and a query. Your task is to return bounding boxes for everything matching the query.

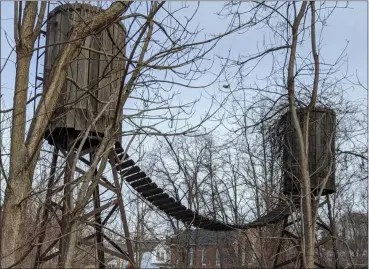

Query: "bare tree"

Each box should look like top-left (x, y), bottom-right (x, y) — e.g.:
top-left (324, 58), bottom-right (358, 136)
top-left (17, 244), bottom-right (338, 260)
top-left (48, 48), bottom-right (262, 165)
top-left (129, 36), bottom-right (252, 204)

top-left (217, 1), bottom-right (366, 268)
top-left (0, 1), bottom-right (241, 267)
top-left (1, 1), bottom-right (366, 268)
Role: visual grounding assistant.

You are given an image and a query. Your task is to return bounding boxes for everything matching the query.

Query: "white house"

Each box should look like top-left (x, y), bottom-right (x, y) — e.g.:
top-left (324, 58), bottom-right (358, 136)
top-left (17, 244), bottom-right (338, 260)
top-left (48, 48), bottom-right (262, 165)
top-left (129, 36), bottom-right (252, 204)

top-left (150, 243), bottom-right (170, 267)
top-left (107, 240), bottom-right (170, 268)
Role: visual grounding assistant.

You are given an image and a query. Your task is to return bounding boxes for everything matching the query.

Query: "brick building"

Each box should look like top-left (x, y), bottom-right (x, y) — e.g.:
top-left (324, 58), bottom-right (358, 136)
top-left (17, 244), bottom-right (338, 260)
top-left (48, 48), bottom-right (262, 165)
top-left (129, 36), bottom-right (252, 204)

top-left (168, 229), bottom-right (255, 268)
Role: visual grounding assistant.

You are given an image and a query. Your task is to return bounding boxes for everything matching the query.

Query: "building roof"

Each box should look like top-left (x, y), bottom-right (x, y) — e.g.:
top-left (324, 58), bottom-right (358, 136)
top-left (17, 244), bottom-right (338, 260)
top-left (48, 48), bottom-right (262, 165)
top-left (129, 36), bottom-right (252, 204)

top-left (105, 239), bottom-right (161, 257)
top-left (168, 229), bottom-right (238, 246)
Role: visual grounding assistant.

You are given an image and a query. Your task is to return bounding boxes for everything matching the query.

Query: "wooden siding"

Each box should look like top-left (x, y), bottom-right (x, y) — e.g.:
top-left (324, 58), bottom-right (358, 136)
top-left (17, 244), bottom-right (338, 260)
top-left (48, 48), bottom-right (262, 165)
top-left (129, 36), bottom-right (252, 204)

top-left (44, 4), bottom-right (125, 135)
top-left (281, 108), bottom-right (336, 195)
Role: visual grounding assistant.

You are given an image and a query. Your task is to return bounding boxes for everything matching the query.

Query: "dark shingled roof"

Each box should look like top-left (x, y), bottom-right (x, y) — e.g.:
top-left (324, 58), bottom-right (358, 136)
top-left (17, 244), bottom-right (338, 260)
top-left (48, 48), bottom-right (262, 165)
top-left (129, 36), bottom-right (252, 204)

top-left (168, 229), bottom-right (238, 245)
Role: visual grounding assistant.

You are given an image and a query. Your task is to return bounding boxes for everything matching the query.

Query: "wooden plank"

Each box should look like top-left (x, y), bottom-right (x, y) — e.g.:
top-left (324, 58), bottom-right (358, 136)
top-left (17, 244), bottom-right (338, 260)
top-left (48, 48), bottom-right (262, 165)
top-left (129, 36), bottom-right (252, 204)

top-left (154, 197), bottom-right (176, 208)
top-left (50, 12), bottom-right (66, 128)
top-left (120, 166), bottom-right (140, 177)
top-left (108, 25), bottom-right (116, 118)
top-left (114, 24), bottom-right (125, 121)
top-left (62, 9), bottom-right (77, 129)
top-left (170, 210), bottom-right (193, 218)
top-left (44, 13), bottom-right (56, 81)
top-left (125, 171), bottom-right (146, 183)
top-left (181, 215), bottom-right (197, 222)
top-left (75, 34), bottom-right (91, 131)
top-left (161, 202), bottom-right (183, 212)
top-left (98, 28), bottom-right (110, 116)
top-left (201, 223), bottom-right (225, 231)
top-left (152, 198), bottom-right (175, 207)
top-left (197, 220), bottom-right (215, 228)
top-left (141, 188), bottom-right (163, 198)
top-left (136, 183), bottom-right (157, 193)
top-left (113, 24), bottom-right (120, 118)
top-left (89, 31), bottom-right (100, 113)
top-left (147, 193), bottom-right (169, 202)
top-left (116, 159), bottom-right (135, 171)
top-left (131, 177), bottom-right (152, 189)
top-left (75, 42), bottom-right (87, 109)
top-left (106, 25), bottom-right (114, 118)
top-left (169, 209), bottom-right (189, 218)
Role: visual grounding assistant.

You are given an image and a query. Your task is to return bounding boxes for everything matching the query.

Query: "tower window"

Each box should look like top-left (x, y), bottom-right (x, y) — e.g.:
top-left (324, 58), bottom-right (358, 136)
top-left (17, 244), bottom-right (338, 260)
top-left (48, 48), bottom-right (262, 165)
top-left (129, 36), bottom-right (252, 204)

top-left (216, 248), bottom-right (220, 267)
top-left (189, 247), bottom-right (194, 266)
top-left (202, 248), bottom-right (207, 266)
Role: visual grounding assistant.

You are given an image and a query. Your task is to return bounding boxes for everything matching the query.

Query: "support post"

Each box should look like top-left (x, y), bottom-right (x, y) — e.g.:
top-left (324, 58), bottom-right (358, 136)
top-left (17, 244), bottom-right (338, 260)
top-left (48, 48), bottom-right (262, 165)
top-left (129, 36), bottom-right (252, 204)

top-left (34, 146), bottom-right (59, 268)
top-left (58, 149), bottom-right (75, 267)
top-left (273, 216), bottom-right (289, 268)
top-left (109, 151), bottom-right (136, 267)
top-left (92, 163), bottom-right (105, 269)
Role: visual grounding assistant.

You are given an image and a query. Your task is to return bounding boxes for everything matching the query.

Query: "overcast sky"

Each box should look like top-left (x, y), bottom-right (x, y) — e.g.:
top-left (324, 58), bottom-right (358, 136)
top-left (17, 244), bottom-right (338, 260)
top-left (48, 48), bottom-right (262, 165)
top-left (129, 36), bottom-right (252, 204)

top-left (0, 1), bottom-right (367, 155)
top-left (0, 1), bottom-right (367, 161)
top-left (1, 1), bottom-right (367, 127)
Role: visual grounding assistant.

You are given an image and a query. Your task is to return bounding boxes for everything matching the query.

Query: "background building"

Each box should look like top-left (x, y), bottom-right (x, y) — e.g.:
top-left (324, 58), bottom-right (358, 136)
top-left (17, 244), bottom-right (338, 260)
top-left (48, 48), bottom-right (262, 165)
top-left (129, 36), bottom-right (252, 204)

top-left (168, 229), bottom-right (256, 268)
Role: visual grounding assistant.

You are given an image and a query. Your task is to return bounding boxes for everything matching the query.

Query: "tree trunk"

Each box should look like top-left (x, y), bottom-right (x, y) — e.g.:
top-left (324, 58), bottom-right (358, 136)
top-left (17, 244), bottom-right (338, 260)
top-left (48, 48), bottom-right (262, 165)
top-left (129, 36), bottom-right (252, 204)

top-left (301, 165), bottom-right (315, 268)
top-left (1, 2), bottom-right (130, 267)
top-left (1, 3), bottom-right (38, 264)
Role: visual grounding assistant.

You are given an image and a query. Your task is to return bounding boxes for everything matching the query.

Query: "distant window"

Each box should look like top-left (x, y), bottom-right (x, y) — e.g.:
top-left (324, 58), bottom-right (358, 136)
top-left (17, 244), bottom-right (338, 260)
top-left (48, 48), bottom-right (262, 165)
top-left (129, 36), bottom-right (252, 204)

top-left (157, 251), bottom-right (164, 261)
top-left (241, 249), bottom-right (245, 265)
top-left (216, 248), bottom-right (220, 267)
top-left (189, 247), bottom-right (194, 266)
top-left (176, 249), bottom-right (180, 265)
top-left (202, 248), bottom-right (207, 266)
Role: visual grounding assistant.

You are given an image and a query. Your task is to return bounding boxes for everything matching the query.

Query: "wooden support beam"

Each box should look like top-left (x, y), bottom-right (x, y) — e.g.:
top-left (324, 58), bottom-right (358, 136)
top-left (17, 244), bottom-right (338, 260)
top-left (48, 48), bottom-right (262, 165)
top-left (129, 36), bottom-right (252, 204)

top-left (283, 230), bottom-right (299, 240)
top-left (103, 234), bottom-right (127, 256)
top-left (59, 149), bottom-right (75, 266)
top-left (317, 217), bottom-right (331, 232)
top-left (109, 152), bottom-right (135, 265)
top-left (92, 174), bottom-right (105, 269)
top-left (34, 147), bottom-right (59, 268)
top-left (100, 177), bottom-right (116, 191)
top-left (39, 251), bottom-right (60, 263)
top-left (81, 199), bottom-right (118, 220)
top-left (273, 217), bottom-right (288, 268)
top-left (80, 239), bottom-right (130, 261)
top-left (316, 236), bottom-right (331, 248)
top-left (74, 165), bottom-right (116, 191)
top-left (39, 233), bottom-right (61, 262)
top-left (274, 255), bottom-right (298, 268)
top-left (314, 261), bottom-right (325, 268)
top-left (102, 204), bottom-right (118, 226)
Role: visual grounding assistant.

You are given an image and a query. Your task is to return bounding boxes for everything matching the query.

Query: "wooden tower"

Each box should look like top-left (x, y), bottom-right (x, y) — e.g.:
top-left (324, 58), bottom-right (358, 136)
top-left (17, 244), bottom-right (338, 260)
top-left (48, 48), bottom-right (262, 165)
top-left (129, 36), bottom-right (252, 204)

top-left (282, 107), bottom-right (336, 196)
top-left (34, 3), bottom-right (134, 268)
top-left (43, 3), bottom-right (126, 150)
top-left (272, 107), bottom-right (338, 268)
